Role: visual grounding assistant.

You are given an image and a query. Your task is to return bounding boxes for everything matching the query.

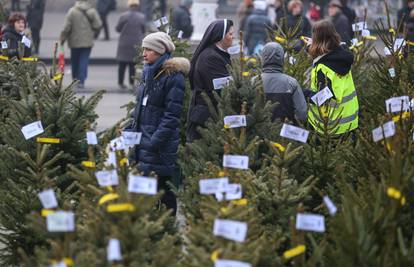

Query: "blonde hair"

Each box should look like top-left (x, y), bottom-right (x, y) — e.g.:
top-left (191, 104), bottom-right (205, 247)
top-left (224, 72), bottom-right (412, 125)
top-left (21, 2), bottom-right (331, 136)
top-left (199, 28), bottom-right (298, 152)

top-left (288, 0), bottom-right (302, 12)
top-left (309, 20), bottom-right (341, 58)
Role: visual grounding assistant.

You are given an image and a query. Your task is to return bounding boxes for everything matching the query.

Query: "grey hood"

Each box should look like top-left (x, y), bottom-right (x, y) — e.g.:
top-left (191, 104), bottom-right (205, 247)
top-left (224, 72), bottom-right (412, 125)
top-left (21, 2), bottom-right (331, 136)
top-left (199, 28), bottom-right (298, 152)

top-left (75, 0), bottom-right (93, 11)
top-left (260, 42), bottom-right (284, 73)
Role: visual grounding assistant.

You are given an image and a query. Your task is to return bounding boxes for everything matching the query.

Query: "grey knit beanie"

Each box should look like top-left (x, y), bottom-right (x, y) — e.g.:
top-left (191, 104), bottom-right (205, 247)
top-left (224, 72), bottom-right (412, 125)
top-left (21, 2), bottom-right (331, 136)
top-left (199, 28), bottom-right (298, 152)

top-left (142, 32), bottom-right (176, 55)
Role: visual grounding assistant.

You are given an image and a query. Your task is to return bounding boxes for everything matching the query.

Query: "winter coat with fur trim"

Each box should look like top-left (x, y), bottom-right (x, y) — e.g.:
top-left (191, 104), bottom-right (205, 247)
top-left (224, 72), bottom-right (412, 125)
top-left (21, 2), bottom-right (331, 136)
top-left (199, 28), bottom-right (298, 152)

top-left (128, 55), bottom-right (190, 177)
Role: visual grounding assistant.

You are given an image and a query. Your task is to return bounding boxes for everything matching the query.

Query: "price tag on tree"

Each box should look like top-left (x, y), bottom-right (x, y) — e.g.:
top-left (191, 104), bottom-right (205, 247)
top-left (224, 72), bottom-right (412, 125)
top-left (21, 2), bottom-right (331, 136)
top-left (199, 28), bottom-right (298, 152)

top-left (388, 68), bottom-right (396, 78)
top-left (128, 175), bottom-right (157, 195)
top-left (107, 238), bottom-right (122, 262)
top-left (295, 213), bottom-right (325, 233)
top-left (227, 45), bottom-right (241, 55)
top-left (394, 38), bottom-right (406, 50)
top-left (51, 261), bottom-right (67, 267)
top-left (280, 123), bottom-right (309, 143)
top-left (311, 86), bottom-right (334, 106)
top-left (216, 184), bottom-right (242, 201)
top-left (21, 121), bottom-right (44, 140)
top-left (160, 16), bottom-right (169, 25)
top-left (213, 76), bottom-right (233, 90)
top-left (224, 115), bottom-right (246, 128)
top-left (86, 131), bottom-right (98, 145)
top-left (215, 259), bottom-right (252, 267)
top-left (213, 219), bottom-right (248, 242)
top-left (199, 178), bottom-right (229, 195)
top-left (38, 189), bottom-right (58, 209)
top-left (110, 137), bottom-right (126, 151)
top-left (384, 47), bottom-right (392, 56)
top-left (323, 196), bottom-right (338, 216)
top-left (352, 21), bottom-right (367, 31)
top-left (385, 96), bottom-right (409, 113)
top-left (361, 29), bottom-right (371, 37)
top-left (153, 19), bottom-right (162, 28)
top-left (223, 155), bottom-right (249, 170)
top-left (95, 170), bottom-right (119, 187)
top-left (21, 36), bottom-right (31, 48)
top-left (372, 121), bottom-right (396, 142)
top-left (46, 211), bottom-right (75, 232)
top-left (289, 56), bottom-right (296, 65)
top-left (122, 131), bottom-right (142, 146)
top-left (1, 41), bottom-right (7, 49)
top-left (105, 152), bottom-right (117, 167)
top-left (178, 30), bottom-right (184, 39)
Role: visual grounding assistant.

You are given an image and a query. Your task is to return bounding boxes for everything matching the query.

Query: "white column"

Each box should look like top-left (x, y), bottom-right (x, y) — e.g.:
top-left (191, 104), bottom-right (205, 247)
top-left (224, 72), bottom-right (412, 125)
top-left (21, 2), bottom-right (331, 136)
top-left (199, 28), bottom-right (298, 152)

top-left (191, 0), bottom-right (218, 41)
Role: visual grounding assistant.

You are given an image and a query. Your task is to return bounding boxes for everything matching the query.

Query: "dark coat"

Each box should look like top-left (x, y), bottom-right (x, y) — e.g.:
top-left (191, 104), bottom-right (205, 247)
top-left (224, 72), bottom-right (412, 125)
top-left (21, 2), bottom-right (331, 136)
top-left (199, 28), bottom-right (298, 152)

top-left (407, 18), bottom-right (414, 53)
top-left (186, 45), bottom-right (231, 142)
top-left (97, 0), bottom-right (115, 14)
top-left (398, 6), bottom-right (413, 31)
top-left (331, 11), bottom-right (351, 43)
top-left (341, 5), bottom-right (356, 39)
top-left (115, 9), bottom-right (146, 62)
top-left (244, 9), bottom-right (272, 54)
top-left (1, 26), bottom-right (32, 58)
top-left (129, 55), bottom-right (190, 177)
top-left (286, 13), bottom-right (311, 38)
top-left (172, 5), bottom-right (193, 39)
top-left (27, 0), bottom-right (45, 29)
top-left (237, 3), bottom-right (254, 32)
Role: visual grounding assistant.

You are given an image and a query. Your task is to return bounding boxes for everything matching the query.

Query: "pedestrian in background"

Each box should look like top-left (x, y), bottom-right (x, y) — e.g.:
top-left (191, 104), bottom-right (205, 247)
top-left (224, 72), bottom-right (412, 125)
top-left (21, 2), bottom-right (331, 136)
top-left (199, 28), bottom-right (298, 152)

top-left (327, 0), bottom-right (350, 43)
top-left (245, 0), bottom-right (271, 55)
top-left (186, 19), bottom-right (234, 142)
top-left (26, 0), bottom-right (45, 54)
top-left (1, 12), bottom-right (31, 58)
top-left (96, 0), bottom-right (116, 40)
top-left (407, 10), bottom-right (414, 54)
top-left (116, 0), bottom-right (146, 89)
top-left (340, 0), bottom-right (356, 38)
top-left (286, 0), bottom-right (311, 37)
top-left (60, 0), bottom-right (102, 89)
top-left (11, 0), bottom-right (21, 11)
top-left (398, 0), bottom-right (414, 30)
top-left (172, 0), bottom-right (194, 39)
top-left (237, 0), bottom-right (254, 33)
top-left (260, 42), bottom-right (307, 122)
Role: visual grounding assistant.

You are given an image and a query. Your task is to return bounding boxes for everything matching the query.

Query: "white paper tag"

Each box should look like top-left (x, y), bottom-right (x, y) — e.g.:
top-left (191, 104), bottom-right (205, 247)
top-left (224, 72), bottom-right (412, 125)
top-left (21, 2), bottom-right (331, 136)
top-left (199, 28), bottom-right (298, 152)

top-left (384, 47), bottom-right (392, 56)
top-left (352, 22), bottom-right (367, 31)
top-left (110, 137), bottom-right (126, 151)
top-left (280, 123), bottom-right (309, 143)
top-left (21, 121), bottom-right (44, 140)
top-left (213, 76), bottom-right (232, 90)
top-left (215, 259), bottom-right (252, 267)
top-left (1, 41), bottom-right (7, 49)
top-left (178, 30), bottom-right (184, 39)
top-left (95, 170), bottom-right (119, 187)
top-left (22, 35), bottom-right (31, 48)
top-left (122, 131), bottom-right (142, 146)
top-left (50, 261), bottom-right (67, 267)
top-left (86, 131), bottom-right (98, 145)
top-left (289, 56), bottom-right (297, 65)
top-left (161, 16), bottom-right (169, 25)
top-left (385, 96), bottom-right (409, 113)
top-left (224, 115), bottom-right (246, 128)
top-left (38, 189), bottom-right (58, 209)
top-left (361, 29), bottom-right (371, 37)
top-left (323, 196), bottom-right (337, 216)
top-left (227, 45), bottom-right (241, 55)
top-left (128, 174), bottom-right (157, 195)
top-left (213, 219), bottom-right (248, 243)
top-left (388, 68), bottom-right (396, 78)
top-left (372, 121), bottom-right (396, 142)
top-left (105, 151), bottom-right (117, 167)
top-left (351, 38), bottom-right (358, 46)
top-left (394, 38), bottom-right (406, 50)
top-left (154, 19), bottom-right (162, 28)
top-left (295, 213), bottom-right (325, 233)
top-left (223, 155), bottom-right (249, 170)
top-left (311, 86), bottom-right (334, 106)
top-left (166, 26), bottom-right (170, 35)
top-left (107, 238), bottom-right (122, 261)
top-left (216, 183), bottom-right (242, 201)
top-left (142, 95), bottom-right (148, 106)
top-left (199, 177), bottom-right (229, 195)
top-left (47, 211), bottom-right (75, 232)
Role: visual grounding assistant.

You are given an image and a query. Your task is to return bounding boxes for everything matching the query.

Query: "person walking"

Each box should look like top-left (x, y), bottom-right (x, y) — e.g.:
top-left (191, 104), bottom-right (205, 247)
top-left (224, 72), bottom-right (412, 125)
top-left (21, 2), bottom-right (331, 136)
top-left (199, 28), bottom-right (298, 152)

top-left (340, 0), bottom-right (356, 38)
top-left (237, 0), bottom-right (254, 33)
top-left (1, 13), bottom-right (31, 58)
top-left (60, 0), bottom-right (102, 88)
top-left (26, 0), bottom-right (45, 54)
top-left (286, 0), bottom-right (311, 38)
top-left (260, 42), bottom-right (307, 122)
top-left (128, 32), bottom-right (189, 215)
top-left (304, 20), bottom-right (358, 136)
top-left (116, 0), bottom-right (146, 89)
top-left (186, 19), bottom-right (235, 143)
top-left (172, 0), bottom-right (194, 39)
top-left (327, 0), bottom-right (351, 43)
top-left (245, 1), bottom-right (271, 55)
top-left (398, 0), bottom-right (414, 30)
top-left (96, 0), bottom-right (116, 40)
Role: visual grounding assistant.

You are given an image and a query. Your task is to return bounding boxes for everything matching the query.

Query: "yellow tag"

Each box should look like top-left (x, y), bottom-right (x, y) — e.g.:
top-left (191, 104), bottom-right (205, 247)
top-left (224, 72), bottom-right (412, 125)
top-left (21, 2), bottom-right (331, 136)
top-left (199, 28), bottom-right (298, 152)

top-left (53, 73), bottom-right (63, 81)
top-left (356, 41), bottom-right (364, 47)
top-left (408, 41), bottom-right (414, 46)
top-left (283, 245), bottom-right (306, 259)
top-left (63, 258), bottom-right (74, 266)
top-left (231, 199), bottom-right (247, 206)
top-left (275, 36), bottom-right (286, 43)
top-left (272, 142), bottom-right (286, 152)
top-left (364, 36), bottom-right (377, 41)
top-left (41, 209), bottom-right (55, 217)
top-left (82, 161), bottom-right (96, 168)
top-left (211, 250), bottom-right (220, 262)
top-left (0, 55), bottom-right (9, 61)
top-left (36, 137), bottom-right (61, 144)
top-left (401, 196), bottom-right (407, 205)
top-left (98, 193), bottom-right (119, 205)
top-left (248, 58), bottom-right (257, 64)
top-left (107, 186), bottom-right (114, 192)
top-left (392, 112), bottom-right (410, 122)
top-left (218, 171), bottom-right (226, 177)
top-left (242, 71), bottom-right (250, 77)
top-left (387, 187), bottom-right (402, 199)
top-left (224, 124), bottom-right (230, 129)
top-left (21, 57), bottom-right (38, 62)
top-left (120, 158), bottom-right (129, 166)
top-left (220, 207), bottom-right (228, 214)
top-left (107, 203), bottom-right (135, 213)
top-left (389, 28), bottom-right (396, 35)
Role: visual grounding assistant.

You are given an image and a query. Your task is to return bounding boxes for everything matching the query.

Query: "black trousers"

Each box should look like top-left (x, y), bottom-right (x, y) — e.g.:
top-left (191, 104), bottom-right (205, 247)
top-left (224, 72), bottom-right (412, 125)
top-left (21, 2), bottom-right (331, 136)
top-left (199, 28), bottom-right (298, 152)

top-left (31, 28), bottom-right (41, 54)
top-left (97, 12), bottom-right (109, 39)
top-left (158, 176), bottom-right (177, 216)
top-left (118, 61), bottom-right (136, 85)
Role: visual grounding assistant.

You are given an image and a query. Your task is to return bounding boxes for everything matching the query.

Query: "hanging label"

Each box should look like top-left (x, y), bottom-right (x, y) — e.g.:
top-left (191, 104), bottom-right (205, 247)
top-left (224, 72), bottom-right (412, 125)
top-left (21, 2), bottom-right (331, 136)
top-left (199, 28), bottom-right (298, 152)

top-left (110, 137), bottom-right (127, 151)
top-left (95, 170), bottom-right (119, 187)
top-left (289, 56), bottom-right (296, 65)
top-left (166, 26), bottom-right (170, 35)
top-left (227, 45), bottom-right (241, 55)
top-left (388, 68), bottom-right (396, 78)
top-left (351, 38), bottom-right (358, 46)
top-left (224, 115), bottom-right (246, 128)
top-left (128, 175), bottom-right (157, 195)
top-left (323, 196), bottom-right (337, 216)
top-left (142, 95), bottom-right (148, 106)
top-left (213, 76), bottom-right (233, 90)
top-left (21, 121), bottom-right (44, 140)
top-left (215, 259), bottom-right (252, 267)
top-left (107, 238), bottom-right (122, 261)
top-left (22, 36), bottom-right (31, 48)
top-left (311, 86), bottom-right (333, 106)
top-left (199, 177), bottom-right (229, 195)
top-left (213, 219), bottom-right (248, 243)
top-left (105, 151), bottom-right (117, 167)
top-left (280, 123), bottom-right (309, 143)
top-left (223, 155), bottom-right (249, 170)
top-left (384, 47), bottom-right (392, 56)
top-left (38, 189), bottom-right (58, 209)
top-left (86, 131), bottom-right (98, 145)
top-left (385, 96), bottom-right (409, 113)
top-left (296, 213), bottom-right (325, 233)
top-left (216, 184), bottom-right (242, 201)
top-left (352, 21), bottom-right (367, 31)
top-left (154, 19), bottom-right (162, 28)
top-left (178, 31), bottom-right (184, 39)
top-left (46, 211), bottom-right (75, 232)
top-left (1, 41), bottom-right (7, 49)
top-left (361, 29), bottom-right (371, 37)
top-left (51, 261), bottom-right (67, 267)
top-left (160, 16), bottom-right (169, 25)
top-left (372, 121), bottom-right (396, 142)
top-left (394, 38), bottom-right (406, 50)
top-left (122, 131), bottom-right (142, 146)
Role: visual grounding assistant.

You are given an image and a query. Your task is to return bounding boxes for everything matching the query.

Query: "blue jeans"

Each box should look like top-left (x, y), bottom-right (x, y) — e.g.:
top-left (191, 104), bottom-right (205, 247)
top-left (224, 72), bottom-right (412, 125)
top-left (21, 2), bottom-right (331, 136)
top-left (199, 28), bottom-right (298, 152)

top-left (71, 48), bottom-right (91, 85)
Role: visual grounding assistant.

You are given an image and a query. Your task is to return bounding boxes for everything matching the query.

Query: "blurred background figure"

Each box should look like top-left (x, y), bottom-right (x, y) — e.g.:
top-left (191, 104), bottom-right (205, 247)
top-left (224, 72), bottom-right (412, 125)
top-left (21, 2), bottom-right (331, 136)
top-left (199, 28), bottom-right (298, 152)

top-left (244, 0), bottom-right (271, 55)
top-left (340, 0), bottom-right (356, 39)
top-left (26, 0), bottom-right (45, 55)
top-left (96, 0), bottom-right (116, 40)
top-left (408, 9), bottom-right (414, 53)
top-left (115, 0), bottom-right (146, 89)
top-left (327, 0), bottom-right (350, 43)
top-left (267, 0), bottom-right (277, 25)
top-left (11, 0), bottom-right (21, 11)
top-left (237, 0), bottom-right (254, 33)
top-left (286, 0), bottom-right (311, 38)
top-left (172, 0), bottom-right (194, 39)
top-left (1, 12), bottom-right (31, 58)
top-left (307, 1), bottom-right (321, 25)
top-left (398, 0), bottom-right (414, 30)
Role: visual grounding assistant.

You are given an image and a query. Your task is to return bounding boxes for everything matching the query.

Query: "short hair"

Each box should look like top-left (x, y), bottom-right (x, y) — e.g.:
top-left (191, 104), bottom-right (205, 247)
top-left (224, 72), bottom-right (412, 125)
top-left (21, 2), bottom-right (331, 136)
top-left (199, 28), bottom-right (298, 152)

top-left (288, 0), bottom-right (303, 12)
top-left (8, 13), bottom-right (26, 28)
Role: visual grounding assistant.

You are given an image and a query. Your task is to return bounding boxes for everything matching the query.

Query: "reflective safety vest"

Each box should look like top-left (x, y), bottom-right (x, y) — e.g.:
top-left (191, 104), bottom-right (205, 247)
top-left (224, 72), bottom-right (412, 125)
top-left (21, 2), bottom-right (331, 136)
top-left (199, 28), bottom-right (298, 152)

top-left (308, 63), bottom-right (359, 135)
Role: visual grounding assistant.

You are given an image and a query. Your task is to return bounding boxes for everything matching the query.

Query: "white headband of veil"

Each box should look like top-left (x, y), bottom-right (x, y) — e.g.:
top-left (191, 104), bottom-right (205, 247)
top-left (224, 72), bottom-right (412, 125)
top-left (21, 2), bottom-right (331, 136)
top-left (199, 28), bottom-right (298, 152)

top-left (222, 19), bottom-right (227, 40)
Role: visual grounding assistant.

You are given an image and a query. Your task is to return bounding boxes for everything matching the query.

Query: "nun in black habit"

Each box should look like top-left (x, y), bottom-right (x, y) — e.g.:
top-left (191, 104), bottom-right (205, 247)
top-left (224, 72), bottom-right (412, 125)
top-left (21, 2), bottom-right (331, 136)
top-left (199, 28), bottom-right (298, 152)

top-left (186, 19), bottom-right (235, 143)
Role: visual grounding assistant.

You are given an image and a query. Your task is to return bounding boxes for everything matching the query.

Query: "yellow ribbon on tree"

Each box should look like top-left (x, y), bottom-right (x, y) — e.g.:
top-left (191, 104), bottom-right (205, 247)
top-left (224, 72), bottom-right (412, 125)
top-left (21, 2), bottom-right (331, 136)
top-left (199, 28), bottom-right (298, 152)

top-left (82, 161), bottom-right (96, 168)
top-left (53, 73), bottom-right (63, 81)
top-left (387, 187), bottom-right (406, 205)
top-left (283, 245), bottom-right (306, 259)
top-left (37, 137), bottom-right (61, 144)
top-left (99, 193), bottom-right (119, 205)
top-left (272, 142), bottom-right (286, 152)
top-left (107, 203), bottom-right (135, 213)
top-left (231, 199), bottom-right (248, 206)
top-left (211, 250), bottom-right (220, 262)
top-left (275, 36), bottom-right (286, 43)
top-left (63, 258), bottom-right (74, 266)
top-left (41, 209), bottom-right (55, 217)
top-left (392, 111), bottom-right (410, 123)
top-left (0, 55), bottom-right (9, 61)
top-left (21, 57), bottom-right (38, 62)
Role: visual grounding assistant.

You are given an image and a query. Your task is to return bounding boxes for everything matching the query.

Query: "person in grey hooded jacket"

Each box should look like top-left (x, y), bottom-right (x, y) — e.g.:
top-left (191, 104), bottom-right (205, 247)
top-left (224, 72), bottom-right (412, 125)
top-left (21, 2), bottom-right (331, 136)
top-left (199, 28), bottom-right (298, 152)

top-left (260, 42), bottom-right (307, 122)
